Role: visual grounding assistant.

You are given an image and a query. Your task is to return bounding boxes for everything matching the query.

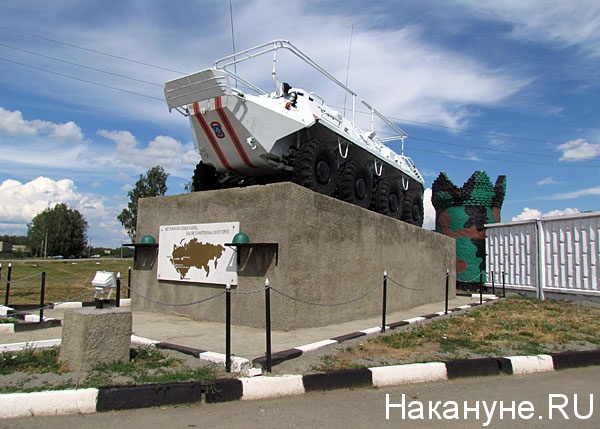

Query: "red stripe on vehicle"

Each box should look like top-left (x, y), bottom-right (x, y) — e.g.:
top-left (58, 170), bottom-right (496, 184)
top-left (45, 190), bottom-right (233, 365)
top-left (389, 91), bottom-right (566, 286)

top-left (193, 103), bottom-right (236, 172)
top-left (214, 97), bottom-right (255, 168)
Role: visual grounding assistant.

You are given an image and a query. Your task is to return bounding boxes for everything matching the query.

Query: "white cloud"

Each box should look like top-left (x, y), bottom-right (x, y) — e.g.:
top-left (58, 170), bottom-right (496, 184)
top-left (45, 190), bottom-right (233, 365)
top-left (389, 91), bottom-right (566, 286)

top-left (512, 207), bottom-right (581, 221)
top-left (423, 188), bottom-right (435, 230)
top-left (444, 151), bottom-right (483, 163)
top-left (49, 121), bottom-right (84, 141)
top-left (537, 177), bottom-right (560, 186)
top-left (336, 29), bottom-right (526, 128)
top-left (0, 107), bottom-right (39, 136)
top-left (542, 208), bottom-right (581, 217)
top-left (557, 138), bottom-right (600, 161)
top-left (209, 2), bottom-right (528, 130)
top-left (458, 0), bottom-right (600, 57)
top-left (0, 107), bottom-right (84, 141)
top-left (0, 177), bottom-right (79, 222)
top-left (512, 207), bottom-right (542, 221)
top-left (546, 187), bottom-right (600, 200)
top-left (0, 2), bottom-right (533, 153)
top-left (0, 106), bottom-right (197, 182)
top-left (97, 130), bottom-right (198, 174)
top-left (0, 176), bottom-right (124, 247)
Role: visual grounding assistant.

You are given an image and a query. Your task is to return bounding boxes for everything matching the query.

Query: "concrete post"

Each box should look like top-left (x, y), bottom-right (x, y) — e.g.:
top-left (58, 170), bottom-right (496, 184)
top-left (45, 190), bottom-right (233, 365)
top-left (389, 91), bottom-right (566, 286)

top-left (59, 307), bottom-right (132, 372)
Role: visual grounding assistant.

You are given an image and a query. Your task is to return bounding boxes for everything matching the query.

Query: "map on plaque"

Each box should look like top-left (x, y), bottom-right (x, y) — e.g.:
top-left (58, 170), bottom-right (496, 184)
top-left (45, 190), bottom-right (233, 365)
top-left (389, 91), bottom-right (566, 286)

top-left (157, 222), bottom-right (239, 285)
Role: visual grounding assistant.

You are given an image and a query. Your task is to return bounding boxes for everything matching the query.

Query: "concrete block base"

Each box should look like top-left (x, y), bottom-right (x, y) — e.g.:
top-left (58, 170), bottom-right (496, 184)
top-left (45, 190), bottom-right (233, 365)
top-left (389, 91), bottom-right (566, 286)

top-left (134, 182), bottom-right (456, 330)
top-left (59, 307), bottom-right (132, 372)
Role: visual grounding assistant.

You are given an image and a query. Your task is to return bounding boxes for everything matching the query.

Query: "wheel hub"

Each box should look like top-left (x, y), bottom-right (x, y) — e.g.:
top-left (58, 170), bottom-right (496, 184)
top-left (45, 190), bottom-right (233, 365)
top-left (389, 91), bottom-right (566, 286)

top-left (315, 159), bottom-right (331, 185)
top-left (389, 193), bottom-right (399, 212)
top-left (355, 177), bottom-right (367, 200)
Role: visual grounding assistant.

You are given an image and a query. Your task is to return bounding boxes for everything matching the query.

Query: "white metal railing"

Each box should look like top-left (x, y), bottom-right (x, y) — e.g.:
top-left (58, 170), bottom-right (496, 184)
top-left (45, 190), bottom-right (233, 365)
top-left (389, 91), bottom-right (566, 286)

top-left (213, 40), bottom-right (360, 125)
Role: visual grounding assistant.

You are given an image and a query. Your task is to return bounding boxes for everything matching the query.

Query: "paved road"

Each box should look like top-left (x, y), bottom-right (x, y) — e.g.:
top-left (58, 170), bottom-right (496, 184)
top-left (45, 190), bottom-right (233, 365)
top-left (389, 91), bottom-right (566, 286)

top-left (4, 367), bottom-right (599, 428)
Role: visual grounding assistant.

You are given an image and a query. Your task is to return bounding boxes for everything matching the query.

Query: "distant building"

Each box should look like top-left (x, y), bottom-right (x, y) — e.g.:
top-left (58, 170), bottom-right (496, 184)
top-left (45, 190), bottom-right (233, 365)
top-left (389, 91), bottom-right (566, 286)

top-left (0, 242), bottom-right (30, 257)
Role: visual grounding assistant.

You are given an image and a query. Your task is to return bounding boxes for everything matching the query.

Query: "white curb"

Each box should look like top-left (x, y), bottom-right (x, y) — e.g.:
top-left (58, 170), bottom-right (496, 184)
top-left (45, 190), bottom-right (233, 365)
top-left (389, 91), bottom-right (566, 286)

top-left (241, 375), bottom-right (305, 400)
top-left (371, 362), bottom-right (448, 387)
top-left (130, 335), bottom-right (160, 346)
top-left (0, 339), bottom-right (62, 353)
top-left (471, 294), bottom-right (497, 299)
top-left (360, 326), bottom-right (383, 335)
top-left (53, 302), bottom-right (82, 309)
top-left (0, 388), bottom-right (98, 418)
top-left (403, 316), bottom-right (426, 324)
top-left (296, 339), bottom-right (337, 352)
top-left (507, 354), bottom-right (554, 375)
top-left (0, 324), bottom-right (14, 334)
top-left (197, 351), bottom-right (250, 375)
top-left (24, 315), bottom-right (53, 323)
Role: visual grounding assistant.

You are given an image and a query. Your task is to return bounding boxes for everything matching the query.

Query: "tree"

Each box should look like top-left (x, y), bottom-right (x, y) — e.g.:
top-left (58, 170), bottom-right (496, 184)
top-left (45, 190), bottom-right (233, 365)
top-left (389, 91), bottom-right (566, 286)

top-left (118, 165), bottom-right (169, 241)
top-left (27, 203), bottom-right (88, 257)
top-left (0, 235), bottom-right (28, 245)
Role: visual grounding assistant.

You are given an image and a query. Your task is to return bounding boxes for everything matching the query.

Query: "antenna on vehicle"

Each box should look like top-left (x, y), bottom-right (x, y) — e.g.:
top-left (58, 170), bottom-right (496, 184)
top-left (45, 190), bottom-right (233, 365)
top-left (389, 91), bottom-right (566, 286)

top-left (343, 24), bottom-right (354, 117)
top-left (229, 0), bottom-right (237, 88)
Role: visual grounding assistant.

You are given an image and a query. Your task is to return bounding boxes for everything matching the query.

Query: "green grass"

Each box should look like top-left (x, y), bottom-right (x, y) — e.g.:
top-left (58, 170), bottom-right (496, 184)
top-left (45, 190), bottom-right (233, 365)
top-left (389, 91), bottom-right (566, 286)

top-left (81, 347), bottom-right (217, 388)
top-left (0, 259), bottom-right (132, 304)
top-left (312, 295), bottom-right (600, 371)
top-left (0, 347), bottom-right (61, 375)
top-left (0, 346), bottom-right (218, 393)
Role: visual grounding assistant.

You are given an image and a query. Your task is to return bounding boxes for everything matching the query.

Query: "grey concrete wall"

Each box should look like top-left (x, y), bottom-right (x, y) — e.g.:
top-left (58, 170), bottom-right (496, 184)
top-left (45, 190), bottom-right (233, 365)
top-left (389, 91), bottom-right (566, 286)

top-left (133, 182), bottom-right (456, 330)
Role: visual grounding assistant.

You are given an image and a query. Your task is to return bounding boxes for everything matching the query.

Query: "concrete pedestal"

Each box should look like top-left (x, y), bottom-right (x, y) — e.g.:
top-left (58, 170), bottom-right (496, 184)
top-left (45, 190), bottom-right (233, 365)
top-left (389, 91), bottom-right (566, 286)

top-left (133, 183), bottom-right (456, 330)
top-left (59, 307), bottom-right (132, 372)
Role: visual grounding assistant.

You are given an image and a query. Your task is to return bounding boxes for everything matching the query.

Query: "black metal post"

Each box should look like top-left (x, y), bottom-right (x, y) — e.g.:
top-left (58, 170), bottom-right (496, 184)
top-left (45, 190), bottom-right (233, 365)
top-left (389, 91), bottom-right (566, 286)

top-left (479, 271), bottom-right (483, 304)
top-left (445, 269), bottom-right (450, 315)
top-left (491, 271), bottom-right (495, 296)
top-left (502, 270), bottom-right (506, 298)
top-left (116, 272), bottom-right (121, 308)
top-left (225, 282), bottom-right (231, 373)
top-left (381, 271), bottom-right (388, 333)
top-left (265, 278), bottom-right (272, 373)
top-left (4, 263), bottom-right (12, 307)
top-left (39, 272), bottom-right (46, 323)
top-left (127, 266), bottom-right (131, 298)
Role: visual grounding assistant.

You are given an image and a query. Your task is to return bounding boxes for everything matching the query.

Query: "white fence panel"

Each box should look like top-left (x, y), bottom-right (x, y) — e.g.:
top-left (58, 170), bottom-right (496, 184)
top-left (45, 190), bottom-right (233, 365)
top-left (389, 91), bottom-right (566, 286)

top-left (542, 215), bottom-right (599, 294)
top-left (487, 220), bottom-right (537, 292)
top-left (486, 212), bottom-right (600, 299)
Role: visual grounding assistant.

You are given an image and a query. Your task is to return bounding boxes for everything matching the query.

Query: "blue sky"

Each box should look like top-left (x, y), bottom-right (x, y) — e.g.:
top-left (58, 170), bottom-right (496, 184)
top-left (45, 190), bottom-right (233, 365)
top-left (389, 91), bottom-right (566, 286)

top-left (0, 0), bottom-right (599, 247)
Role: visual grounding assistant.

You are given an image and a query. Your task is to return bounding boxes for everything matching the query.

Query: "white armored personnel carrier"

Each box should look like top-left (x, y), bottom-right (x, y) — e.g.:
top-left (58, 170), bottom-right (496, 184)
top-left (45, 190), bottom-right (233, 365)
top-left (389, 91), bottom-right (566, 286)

top-left (165, 40), bottom-right (424, 226)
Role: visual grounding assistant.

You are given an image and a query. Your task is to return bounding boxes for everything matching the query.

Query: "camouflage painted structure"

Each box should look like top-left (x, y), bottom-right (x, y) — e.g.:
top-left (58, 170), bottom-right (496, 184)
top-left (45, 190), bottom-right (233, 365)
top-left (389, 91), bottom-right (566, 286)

top-left (431, 171), bottom-right (506, 288)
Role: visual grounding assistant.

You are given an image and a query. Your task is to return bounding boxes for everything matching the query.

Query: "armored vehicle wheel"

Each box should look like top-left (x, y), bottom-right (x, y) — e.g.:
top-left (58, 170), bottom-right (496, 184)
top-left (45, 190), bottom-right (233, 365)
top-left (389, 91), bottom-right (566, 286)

top-left (402, 186), bottom-right (424, 226)
top-left (192, 161), bottom-right (218, 191)
top-left (337, 160), bottom-right (373, 209)
top-left (293, 139), bottom-right (337, 196)
top-left (375, 177), bottom-right (404, 219)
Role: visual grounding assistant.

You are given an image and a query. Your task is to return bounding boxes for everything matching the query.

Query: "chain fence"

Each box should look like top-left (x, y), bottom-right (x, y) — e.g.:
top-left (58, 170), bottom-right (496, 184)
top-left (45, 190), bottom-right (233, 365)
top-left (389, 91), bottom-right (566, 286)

top-left (270, 280), bottom-right (381, 307)
top-left (0, 271), bottom-right (43, 284)
top-left (1, 264), bottom-right (506, 321)
top-left (6, 289), bottom-right (96, 318)
top-left (387, 276), bottom-right (439, 291)
top-left (1, 264), bottom-right (507, 375)
top-left (0, 270), bottom-right (482, 311)
top-left (123, 283), bottom-right (227, 307)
